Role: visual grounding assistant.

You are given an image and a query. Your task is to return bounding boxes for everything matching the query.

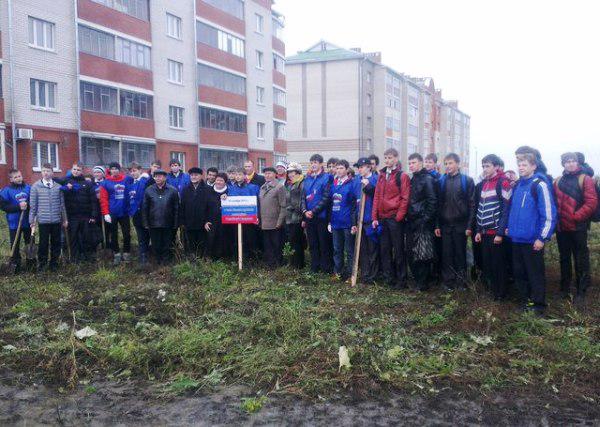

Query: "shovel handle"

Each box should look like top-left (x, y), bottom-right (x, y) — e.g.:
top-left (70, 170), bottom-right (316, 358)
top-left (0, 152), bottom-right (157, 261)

top-left (10, 211), bottom-right (25, 258)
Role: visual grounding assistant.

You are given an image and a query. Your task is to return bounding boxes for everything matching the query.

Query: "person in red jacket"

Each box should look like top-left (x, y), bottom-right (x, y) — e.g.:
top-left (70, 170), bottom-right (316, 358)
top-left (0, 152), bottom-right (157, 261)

top-left (553, 152), bottom-right (598, 306)
top-left (371, 148), bottom-right (411, 289)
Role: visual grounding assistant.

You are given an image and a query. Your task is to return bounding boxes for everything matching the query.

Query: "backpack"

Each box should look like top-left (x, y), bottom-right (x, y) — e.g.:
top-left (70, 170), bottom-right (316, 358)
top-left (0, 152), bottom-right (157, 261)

top-left (439, 173), bottom-right (468, 200)
top-left (394, 170), bottom-right (404, 191)
top-left (592, 176), bottom-right (600, 222)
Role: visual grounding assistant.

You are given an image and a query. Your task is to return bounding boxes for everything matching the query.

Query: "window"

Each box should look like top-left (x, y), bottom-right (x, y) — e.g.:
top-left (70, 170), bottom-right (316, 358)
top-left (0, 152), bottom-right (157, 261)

top-left (199, 107), bottom-right (246, 133)
top-left (274, 121), bottom-right (285, 139)
top-left (273, 54), bottom-right (285, 73)
top-left (199, 148), bottom-right (246, 172)
top-left (257, 122), bottom-right (265, 140)
top-left (366, 71), bottom-right (372, 83)
top-left (197, 22), bottom-right (244, 58)
top-left (366, 93), bottom-right (372, 106)
top-left (408, 124), bottom-right (419, 137)
top-left (32, 142), bottom-right (59, 171)
top-left (30, 79), bottom-right (56, 110)
top-left (272, 18), bottom-right (284, 39)
top-left (168, 59), bottom-right (183, 84)
top-left (120, 90), bottom-right (153, 119)
top-left (80, 82), bottom-right (118, 114)
top-left (122, 140), bottom-right (154, 167)
top-left (273, 87), bottom-right (286, 107)
top-left (255, 14), bottom-right (264, 33)
top-left (255, 50), bottom-right (264, 69)
top-left (166, 13), bottom-right (182, 39)
top-left (169, 106), bottom-right (184, 129)
top-left (78, 25), bottom-right (115, 60)
top-left (256, 86), bottom-right (265, 105)
top-left (116, 37), bottom-right (151, 69)
top-left (79, 25), bottom-right (150, 69)
top-left (91, 0), bottom-right (149, 21)
top-left (28, 17), bottom-right (55, 51)
top-left (203, 0), bottom-right (244, 20)
top-left (82, 137), bottom-right (120, 166)
top-left (170, 151), bottom-right (186, 170)
top-left (197, 63), bottom-right (246, 95)
top-left (257, 157), bottom-right (266, 171)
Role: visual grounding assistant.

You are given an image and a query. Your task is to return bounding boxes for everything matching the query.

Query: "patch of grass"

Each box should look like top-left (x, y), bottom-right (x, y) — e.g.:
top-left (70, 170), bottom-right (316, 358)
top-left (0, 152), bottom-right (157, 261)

top-left (0, 217), bottom-right (599, 400)
top-left (241, 396), bottom-right (267, 414)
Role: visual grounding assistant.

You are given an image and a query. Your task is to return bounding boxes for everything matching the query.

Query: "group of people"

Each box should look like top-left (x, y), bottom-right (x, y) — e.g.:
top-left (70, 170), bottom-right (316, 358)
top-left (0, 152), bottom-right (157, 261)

top-left (1, 147), bottom-right (598, 315)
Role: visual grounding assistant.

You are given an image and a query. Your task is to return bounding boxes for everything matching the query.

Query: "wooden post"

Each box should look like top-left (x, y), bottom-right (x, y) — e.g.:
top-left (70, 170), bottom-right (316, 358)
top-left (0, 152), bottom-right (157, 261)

top-left (237, 223), bottom-right (243, 271)
top-left (351, 184), bottom-right (367, 287)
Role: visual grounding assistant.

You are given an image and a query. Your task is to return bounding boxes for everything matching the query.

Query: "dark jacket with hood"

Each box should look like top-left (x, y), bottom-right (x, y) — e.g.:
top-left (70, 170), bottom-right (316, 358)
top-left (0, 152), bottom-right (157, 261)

top-left (407, 168), bottom-right (437, 230)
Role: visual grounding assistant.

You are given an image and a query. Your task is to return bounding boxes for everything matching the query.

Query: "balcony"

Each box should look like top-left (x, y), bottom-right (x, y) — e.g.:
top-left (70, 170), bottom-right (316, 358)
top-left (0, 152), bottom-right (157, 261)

top-left (200, 128), bottom-right (247, 149)
top-left (199, 86), bottom-right (247, 112)
top-left (273, 70), bottom-right (286, 88)
top-left (81, 111), bottom-right (155, 139)
top-left (78, 0), bottom-right (151, 41)
top-left (197, 44), bottom-right (246, 74)
top-left (79, 53), bottom-right (153, 90)
top-left (196, 0), bottom-right (245, 35)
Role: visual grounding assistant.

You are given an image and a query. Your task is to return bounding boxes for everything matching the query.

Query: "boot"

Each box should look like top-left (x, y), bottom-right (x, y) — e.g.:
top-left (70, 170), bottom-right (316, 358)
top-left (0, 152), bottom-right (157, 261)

top-left (113, 253), bottom-right (122, 266)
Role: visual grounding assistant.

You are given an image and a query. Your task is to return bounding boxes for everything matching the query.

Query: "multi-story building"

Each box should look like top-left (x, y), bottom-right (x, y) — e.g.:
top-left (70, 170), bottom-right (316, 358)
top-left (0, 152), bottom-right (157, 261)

top-left (286, 41), bottom-right (469, 171)
top-left (0, 0), bottom-right (286, 187)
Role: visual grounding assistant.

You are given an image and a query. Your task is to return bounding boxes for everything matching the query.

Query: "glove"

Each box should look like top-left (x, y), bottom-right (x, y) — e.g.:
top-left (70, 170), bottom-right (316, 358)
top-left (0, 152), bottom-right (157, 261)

top-left (104, 214), bottom-right (112, 224)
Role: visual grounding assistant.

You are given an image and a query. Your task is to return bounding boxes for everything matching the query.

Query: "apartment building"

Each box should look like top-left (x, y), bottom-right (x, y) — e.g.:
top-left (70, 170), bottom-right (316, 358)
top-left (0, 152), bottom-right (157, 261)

top-left (286, 41), bottom-right (470, 170)
top-left (0, 0), bottom-right (287, 187)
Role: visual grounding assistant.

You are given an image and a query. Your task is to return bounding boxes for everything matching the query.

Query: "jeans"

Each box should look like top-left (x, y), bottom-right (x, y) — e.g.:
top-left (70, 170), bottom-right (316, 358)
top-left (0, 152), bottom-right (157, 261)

top-left (332, 228), bottom-right (354, 279)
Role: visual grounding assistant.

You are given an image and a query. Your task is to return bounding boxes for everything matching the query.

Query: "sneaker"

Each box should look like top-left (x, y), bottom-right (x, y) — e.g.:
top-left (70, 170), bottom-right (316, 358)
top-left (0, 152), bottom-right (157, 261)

top-left (113, 253), bottom-right (122, 266)
top-left (122, 252), bottom-right (131, 262)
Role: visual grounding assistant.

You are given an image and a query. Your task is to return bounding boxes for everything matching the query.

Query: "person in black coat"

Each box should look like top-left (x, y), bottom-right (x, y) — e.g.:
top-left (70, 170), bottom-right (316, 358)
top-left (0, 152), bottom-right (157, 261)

top-left (59, 162), bottom-right (98, 262)
top-left (407, 153), bottom-right (438, 291)
top-left (205, 173), bottom-right (229, 259)
top-left (142, 170), bottom-right (180, 264)
top-left (180, 167), bottom-right (210, 258)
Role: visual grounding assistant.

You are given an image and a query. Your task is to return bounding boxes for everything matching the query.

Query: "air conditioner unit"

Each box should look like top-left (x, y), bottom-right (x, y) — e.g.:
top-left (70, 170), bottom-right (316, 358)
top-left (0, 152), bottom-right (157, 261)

top-left (16, 128), bottom-right (34, 140)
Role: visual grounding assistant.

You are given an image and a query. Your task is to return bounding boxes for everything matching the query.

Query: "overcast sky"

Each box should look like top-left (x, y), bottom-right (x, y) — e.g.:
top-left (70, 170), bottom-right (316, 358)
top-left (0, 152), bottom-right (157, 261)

top-left (275, 0), bottom-right (600, 176)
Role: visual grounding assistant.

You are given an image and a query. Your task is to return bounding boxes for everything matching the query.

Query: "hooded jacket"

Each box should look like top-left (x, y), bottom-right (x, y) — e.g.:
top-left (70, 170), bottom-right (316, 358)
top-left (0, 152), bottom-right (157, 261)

top-left (99, 173), bottom-right (133, 218)
top-left (507, 173), bottom-right (557, 243)
top-left (372, 165), bottom-right (411, 222)
top-left (553, 168), bottom-right (598, 232)
top-left (303, 170), bottom-right (331, 220)
top-left (0, 183), bottom-right (31, 230)
top-left (437, 172), bottom-right (475, 228)
top-left (330, 176), bottom-right (357, 230)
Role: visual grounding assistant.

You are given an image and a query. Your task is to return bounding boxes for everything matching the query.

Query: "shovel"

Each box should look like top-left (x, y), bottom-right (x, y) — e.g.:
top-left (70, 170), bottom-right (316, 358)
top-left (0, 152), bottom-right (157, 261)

top-left (2, 210), bottom-right (24, 272)
top-left (98, 217), bottom-right (113, 262)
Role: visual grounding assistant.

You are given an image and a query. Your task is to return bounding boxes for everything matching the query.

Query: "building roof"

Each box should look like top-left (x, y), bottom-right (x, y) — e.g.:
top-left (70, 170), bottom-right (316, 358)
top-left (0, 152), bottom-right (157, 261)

top-left (286, 40), bottom-right (367, 64)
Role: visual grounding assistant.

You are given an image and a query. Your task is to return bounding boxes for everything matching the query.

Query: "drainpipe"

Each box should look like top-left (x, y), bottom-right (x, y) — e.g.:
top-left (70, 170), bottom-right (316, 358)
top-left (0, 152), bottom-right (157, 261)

top-left (7, 0), bottom-right (17, 168)
top-left (193, 1), bottom-right (201, 168)
top-left (358, 58), bottom-right (363, 158)
top-left (73, 0), bottom-right (82, 162)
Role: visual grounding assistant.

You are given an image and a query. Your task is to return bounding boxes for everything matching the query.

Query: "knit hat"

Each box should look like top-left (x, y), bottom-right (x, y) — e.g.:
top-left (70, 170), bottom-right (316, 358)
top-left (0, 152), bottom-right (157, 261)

top-left (561, 152), bottom-right (578, 166)
top-left (93, 166), bottom-right (106, 176)
top-left (286, 162), bottom-right (303, 173)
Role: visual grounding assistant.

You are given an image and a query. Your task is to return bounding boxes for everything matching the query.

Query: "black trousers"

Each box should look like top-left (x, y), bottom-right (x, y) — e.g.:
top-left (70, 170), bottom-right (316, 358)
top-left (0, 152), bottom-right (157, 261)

top-left (306, 218), bottom-right (333, 274)
top-left (286, 223), bottom-right (305, 269)
top-left (513, 243), bottom-right (546, 310)
top-left (185, 228), bottom-right (206, 258)
top-left (481, 234), bottom-right (507, 298)
top-left (441, 225), bottom-right (468, 288)
top-left (149, 228), bottom-right (175, 264)
top-left (68, 217), bottom-right (92, 261)
top-left (471, 234), bottom-right (483, 278)
top-left (234, 224), bottom-right (260, 260)
top-left (263, 228), bottom-right (283, 267)
top-left (557, 230), bottom-right (591, 296)
top-left (109, 215), bottom-right (131, 253)
top-left (38, 223), bottom-right (61, 269)
top-left (9, 227), bottom-right (31, 264)
top-left (432, 233), bottom-right (443, 281)
top-left (379, 218), bottom-right (407, 287)
top-left (360, 226), bottom-right (379, 283)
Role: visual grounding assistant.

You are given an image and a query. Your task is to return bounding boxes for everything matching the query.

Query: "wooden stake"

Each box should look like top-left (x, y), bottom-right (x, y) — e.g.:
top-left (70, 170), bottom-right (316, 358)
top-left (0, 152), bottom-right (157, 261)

top-left (237, 223), bottom-right (243, 271)
top-left (351, 184), bottom-right (367, 287)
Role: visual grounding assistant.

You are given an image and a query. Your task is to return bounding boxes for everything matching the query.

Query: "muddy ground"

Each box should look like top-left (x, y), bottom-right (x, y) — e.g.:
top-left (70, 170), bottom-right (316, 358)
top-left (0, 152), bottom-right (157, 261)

top-left (1, 372), bottom-right (599, 426)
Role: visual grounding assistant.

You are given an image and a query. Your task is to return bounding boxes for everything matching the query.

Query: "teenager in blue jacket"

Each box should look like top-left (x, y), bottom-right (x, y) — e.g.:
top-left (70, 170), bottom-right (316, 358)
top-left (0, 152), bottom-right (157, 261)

top-left (128, 162), bottom-right (151, 264)
top-left (329, 160), bottom-right (357, 281)
top-left (167, 158), bottom-right (191, 195)
top-left (303, 154), bottom-right (333, 274)
top-left (0, 169), bottom-right (31, 269)
top-left (506, 153), bottom-right (557, 315)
